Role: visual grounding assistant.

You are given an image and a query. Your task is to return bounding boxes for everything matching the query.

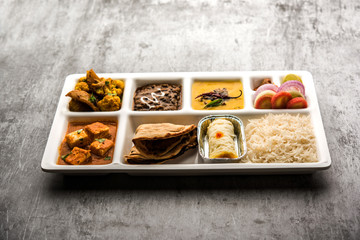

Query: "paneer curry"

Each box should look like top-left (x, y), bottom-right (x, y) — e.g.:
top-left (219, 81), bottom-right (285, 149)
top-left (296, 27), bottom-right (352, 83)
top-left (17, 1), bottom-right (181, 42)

top-left (66, 69), bottom-right (125, 111)
top-left (58, 121), bottom-right (117, 165)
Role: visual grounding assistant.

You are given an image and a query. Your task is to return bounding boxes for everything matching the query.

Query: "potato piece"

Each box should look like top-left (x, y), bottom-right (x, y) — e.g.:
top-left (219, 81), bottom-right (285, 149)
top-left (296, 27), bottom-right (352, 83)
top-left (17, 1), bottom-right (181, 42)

top-left (86, 69), bottom-right (101, 90)
top-left (68, 99), bottom-right (92, 112)
top-left (85, 122), bottom-right (110, 139)
top-left (92, 80), bottom-right (107, 96)
top-left (90, 139), bottom-right (114, 157)
top-left (65, 90), bottom-right (99, 111)
top-left (63, 147), bottom-right (91, 165)
top-left (65, 129), bottom-right (91, 148)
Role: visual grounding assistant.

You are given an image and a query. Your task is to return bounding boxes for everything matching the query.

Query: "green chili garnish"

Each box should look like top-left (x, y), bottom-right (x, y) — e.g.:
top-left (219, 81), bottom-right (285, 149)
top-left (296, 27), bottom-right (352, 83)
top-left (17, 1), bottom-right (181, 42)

top-left (204, 99), bottom-right (223, 108)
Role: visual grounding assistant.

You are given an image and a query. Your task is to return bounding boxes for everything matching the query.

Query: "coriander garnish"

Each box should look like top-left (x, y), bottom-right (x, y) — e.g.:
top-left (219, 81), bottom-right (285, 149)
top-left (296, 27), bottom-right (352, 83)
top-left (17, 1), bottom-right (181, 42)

top-left (61, 152), bottom-right (71, 160)
top-left (104, 156), bottom-right (111, 160)
top-left (89, 93), bottom-right (97, 104)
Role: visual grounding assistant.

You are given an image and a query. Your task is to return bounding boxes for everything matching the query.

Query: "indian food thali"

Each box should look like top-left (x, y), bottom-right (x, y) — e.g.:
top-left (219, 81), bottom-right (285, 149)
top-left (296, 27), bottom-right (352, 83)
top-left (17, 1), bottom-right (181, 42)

top-left (41, 70), bottom-right (331, 174)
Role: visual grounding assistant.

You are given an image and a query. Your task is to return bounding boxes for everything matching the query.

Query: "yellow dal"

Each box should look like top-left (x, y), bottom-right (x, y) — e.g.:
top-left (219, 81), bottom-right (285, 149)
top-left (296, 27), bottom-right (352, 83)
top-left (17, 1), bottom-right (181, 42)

top-left (192, 81), bottom-right (244, 110)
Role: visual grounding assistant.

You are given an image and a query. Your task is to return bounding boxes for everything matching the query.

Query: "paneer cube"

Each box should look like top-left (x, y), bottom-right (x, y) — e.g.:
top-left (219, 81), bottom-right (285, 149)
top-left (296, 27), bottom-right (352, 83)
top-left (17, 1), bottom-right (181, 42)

top-left (85, 122), bottom-right (110, 139)
top-left (90, 139), bottom-right (114, 157)
top-left (62, 147), bottom-right (91, 165)
top-left (65, 129), bottom-right (91, 148)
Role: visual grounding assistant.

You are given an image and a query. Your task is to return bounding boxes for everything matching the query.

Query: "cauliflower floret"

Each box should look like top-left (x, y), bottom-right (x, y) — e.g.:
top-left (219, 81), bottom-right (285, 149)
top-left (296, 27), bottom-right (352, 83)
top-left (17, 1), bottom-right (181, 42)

top-left (97, 95), bottom-right (121, 111)
top-left (90, 78), bottom-right (124, 97)
top-left (112, 80), bottom-right (124, 96)
top-left (113, 80), bottom-right (125, 90)
top-left (75, 82), bottom-right (89, 92)
top-left (104, 88), bottom-right (122, 96)
top-left (103, 79), bottom-right (124, 96)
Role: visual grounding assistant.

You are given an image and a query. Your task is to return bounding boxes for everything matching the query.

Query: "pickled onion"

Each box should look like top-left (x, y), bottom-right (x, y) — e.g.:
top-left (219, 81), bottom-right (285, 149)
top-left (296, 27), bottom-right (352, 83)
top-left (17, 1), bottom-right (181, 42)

top-left (253, 84), bottom-right (278, 101)
top-left (277, 80), bottom-right (305, 96)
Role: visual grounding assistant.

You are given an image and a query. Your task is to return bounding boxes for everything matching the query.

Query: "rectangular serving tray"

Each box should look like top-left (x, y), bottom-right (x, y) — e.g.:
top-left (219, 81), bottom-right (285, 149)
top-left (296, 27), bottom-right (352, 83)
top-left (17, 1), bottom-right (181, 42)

top-left (41, 71), bottom-right (331, 175)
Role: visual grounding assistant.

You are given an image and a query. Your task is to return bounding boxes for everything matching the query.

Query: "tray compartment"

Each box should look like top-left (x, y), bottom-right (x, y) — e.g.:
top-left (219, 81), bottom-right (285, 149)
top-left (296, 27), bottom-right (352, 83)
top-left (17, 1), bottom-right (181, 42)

top-left (129, 77), bottom-right (184, 112)
top-left (190, 76), bottom-right (245, 111)
top-left (121, 114), bottom-right (202, 165)
top-left (238, 112), bottom-right (325, 164)
top-left (56, 115), bottom-right (121, 166)
top-left (249, 73), bottom-right (311, 111)
top-left (62, 74), bottom-right (128, 113)
top-left (197, 115), bottom-right (247, 163)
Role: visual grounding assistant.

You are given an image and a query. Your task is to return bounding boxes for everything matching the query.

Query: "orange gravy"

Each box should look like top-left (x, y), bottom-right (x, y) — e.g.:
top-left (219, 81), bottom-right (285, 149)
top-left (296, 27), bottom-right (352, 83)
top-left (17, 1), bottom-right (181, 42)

top-left (57, 121), bottom-right (117, 165)
top-left (192, 81), bottom-right (244, 110)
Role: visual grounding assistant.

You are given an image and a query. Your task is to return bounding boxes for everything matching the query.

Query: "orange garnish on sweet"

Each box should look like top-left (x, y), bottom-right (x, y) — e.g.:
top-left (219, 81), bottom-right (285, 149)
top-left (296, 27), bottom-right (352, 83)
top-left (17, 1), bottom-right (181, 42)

top-left (215, 132), bottom-right (224, 139)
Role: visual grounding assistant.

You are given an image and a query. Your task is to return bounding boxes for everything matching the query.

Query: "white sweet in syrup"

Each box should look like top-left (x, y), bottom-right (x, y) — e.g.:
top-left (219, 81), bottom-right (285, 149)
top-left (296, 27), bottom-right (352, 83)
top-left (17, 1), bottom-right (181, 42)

top-left (207, 118), bottom-right (238, 159)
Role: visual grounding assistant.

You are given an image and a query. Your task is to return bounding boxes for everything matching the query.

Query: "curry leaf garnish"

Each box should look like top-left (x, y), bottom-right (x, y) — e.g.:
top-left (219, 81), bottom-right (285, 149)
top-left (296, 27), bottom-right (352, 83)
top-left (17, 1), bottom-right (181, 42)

top-left (61, 152), bottom-right (71, 160)
top-left (204, 99), bottom-right (223, 108)
top-left (89, 93), bottom-right (97, 104)
top-left (105, 81), bottom-right (109, 85)
top-left (104, 156), bottom-right (111, 160)
top-left (95, 138), bottom-right (106, 143)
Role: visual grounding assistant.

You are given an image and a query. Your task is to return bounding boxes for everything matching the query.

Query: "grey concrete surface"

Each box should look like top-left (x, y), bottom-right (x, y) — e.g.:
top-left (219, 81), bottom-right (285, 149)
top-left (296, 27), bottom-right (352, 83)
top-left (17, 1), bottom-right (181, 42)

top-left (1, 0), bottom-right (359, 239)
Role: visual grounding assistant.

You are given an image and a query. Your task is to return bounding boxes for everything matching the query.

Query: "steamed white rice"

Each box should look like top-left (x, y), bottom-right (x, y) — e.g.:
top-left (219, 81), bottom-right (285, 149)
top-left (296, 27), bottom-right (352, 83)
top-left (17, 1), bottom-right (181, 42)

top-left (244, 114), bottom-right (318, 163)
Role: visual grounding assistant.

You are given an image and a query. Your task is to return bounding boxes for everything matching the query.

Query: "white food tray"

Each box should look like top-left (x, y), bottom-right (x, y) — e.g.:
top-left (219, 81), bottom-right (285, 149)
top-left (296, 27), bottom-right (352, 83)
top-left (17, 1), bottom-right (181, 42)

top-left (41, 71), bottom-right (331, 175)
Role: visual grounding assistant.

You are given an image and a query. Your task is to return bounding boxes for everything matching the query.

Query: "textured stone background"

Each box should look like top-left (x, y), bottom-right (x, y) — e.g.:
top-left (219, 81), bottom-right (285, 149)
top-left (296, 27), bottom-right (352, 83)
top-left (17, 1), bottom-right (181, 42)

top-left (1, 0), bottom-right (359, 239)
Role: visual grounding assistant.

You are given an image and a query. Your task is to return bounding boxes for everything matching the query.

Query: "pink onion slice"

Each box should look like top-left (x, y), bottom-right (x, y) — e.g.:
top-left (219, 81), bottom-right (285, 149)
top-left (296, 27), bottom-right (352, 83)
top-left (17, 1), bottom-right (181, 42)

top-left (253, 84), bottom-right (278, 101)
top-left (277, 80), bottom-right (305, 96)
